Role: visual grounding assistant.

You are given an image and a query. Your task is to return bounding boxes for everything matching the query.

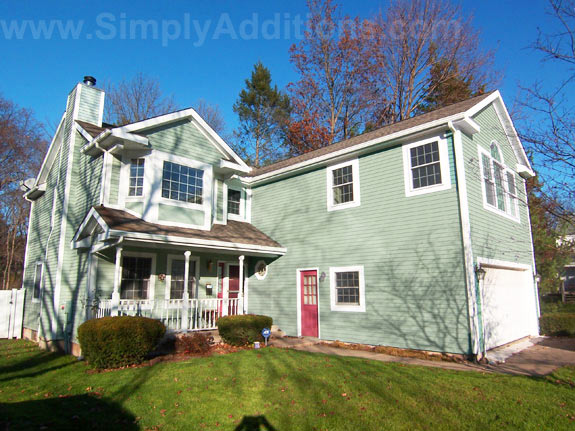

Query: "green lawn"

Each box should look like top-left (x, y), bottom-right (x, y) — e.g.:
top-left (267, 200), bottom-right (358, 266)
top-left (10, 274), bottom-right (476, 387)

top-left (0, 340), bottom-right (574, 431)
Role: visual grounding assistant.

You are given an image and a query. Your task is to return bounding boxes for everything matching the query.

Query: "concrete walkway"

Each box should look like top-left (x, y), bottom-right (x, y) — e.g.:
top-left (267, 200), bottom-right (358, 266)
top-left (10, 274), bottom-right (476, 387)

top-left (271, 336), bottom-right (575, 376)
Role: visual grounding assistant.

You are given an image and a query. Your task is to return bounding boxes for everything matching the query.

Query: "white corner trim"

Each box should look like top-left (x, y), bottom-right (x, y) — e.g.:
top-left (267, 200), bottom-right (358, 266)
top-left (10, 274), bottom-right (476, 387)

top-left (449, 124), bottom-right (480, 356)
top-left (329, 265), bottom-right (366, 313)
top-left (245, 187), bottom-right (252, 224)
top-left (402, 134), bottom-right (452, 197)
top-left (21, 201), bottom-right (35, 289)
top-left (296, 267), bottom-right (320, 337)
top-left (326, 158), bottom-right (361, 212)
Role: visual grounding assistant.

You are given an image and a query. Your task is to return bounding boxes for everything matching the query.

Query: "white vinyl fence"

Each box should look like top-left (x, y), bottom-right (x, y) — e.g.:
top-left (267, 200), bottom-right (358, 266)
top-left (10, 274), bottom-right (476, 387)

top-left (0, 289), bottom-right (25, 339)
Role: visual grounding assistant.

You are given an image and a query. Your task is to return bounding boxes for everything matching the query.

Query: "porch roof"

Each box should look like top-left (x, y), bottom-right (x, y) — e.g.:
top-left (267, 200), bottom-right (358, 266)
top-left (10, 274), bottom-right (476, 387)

top-left (74, 205), bottom-right (286, 256)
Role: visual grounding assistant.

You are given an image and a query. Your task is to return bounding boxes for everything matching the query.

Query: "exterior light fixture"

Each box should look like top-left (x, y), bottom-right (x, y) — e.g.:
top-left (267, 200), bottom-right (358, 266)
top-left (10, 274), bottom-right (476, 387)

top-left (475, 265), bottom-right (486, 282)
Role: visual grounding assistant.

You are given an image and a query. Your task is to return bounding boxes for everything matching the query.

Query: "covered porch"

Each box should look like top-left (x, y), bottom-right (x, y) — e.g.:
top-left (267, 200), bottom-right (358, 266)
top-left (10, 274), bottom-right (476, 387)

top-left (74, 206), bottom-right (286, 332)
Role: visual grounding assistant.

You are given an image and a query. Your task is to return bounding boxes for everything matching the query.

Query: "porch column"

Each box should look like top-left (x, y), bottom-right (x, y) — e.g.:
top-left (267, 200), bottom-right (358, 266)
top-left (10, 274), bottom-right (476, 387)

top-left (181, 251), bottom-right (191, 331)
top-left (238, 255), bottom-right (245, 315)
top-left (111, 246), bottom-right (123, 316)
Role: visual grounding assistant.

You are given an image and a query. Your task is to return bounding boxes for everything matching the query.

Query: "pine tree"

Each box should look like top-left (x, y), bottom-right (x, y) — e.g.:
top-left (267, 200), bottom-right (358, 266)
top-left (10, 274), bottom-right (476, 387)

top-left (233, 62), bottom-right (291, 167)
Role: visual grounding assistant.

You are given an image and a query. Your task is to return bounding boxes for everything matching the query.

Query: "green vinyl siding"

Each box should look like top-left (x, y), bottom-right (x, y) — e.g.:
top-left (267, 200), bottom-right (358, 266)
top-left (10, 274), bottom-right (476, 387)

top-left (76, 85), bottom-right (103, 125)
top-left (249, 136), bottom-right (471, 354)
top-left (158, 203), bottom-right (204, 226)
top-left (216, 178), bottom-right (224, 222)
top-left (108, 155), bottom-right (121, 205)
top-left (125, 201), bottom-right (143, 214)
top-left (464, 105), bottom-right (534, 267)
top-left (143, 119), bottom-right (223, 165)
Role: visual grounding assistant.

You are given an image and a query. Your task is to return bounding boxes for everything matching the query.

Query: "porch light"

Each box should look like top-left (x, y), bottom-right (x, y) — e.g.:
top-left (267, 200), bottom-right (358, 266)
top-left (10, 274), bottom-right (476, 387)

top-left (320, 272), bottom-right (326, 282)
top-left (475, 265), bottom-right (486, 282)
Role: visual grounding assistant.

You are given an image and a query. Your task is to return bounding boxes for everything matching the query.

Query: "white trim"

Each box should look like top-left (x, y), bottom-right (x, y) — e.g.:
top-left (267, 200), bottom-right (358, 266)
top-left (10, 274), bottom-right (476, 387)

top-left (296, 267), bottom-right (320, 337)
top-left (118, 152), bottom-right (148, 209)
top-left (21, 201), bottom-right (35, 289)
top-left (449, 123), bottom-right (480, 356)
top-left (220, 159), bottom-right (251, 174)
top-left (254, 260), bottom-right (268, 280)
top-left (100, 151), bottom-right (113, 205)
top-left (402, 134), bottom-right (452, 197)
top-left (121, 251), bottom-right (156, 300)
top-left (75, 122), bottom-right (94, 142)
top-left (329, 265), bottom-right (366, 312)
top-left (245, 187), bottom-right (252, 223)
top-left (326, 158), bottom-right (361, 211)
top-left (54, 84), bottom-right (82, 324)
top-left (166, 253), bottom-right (200, 299)
top-left (108, 230), bottom-right (287, 256)
top-left (477, 146), bottom-right (521, 223)
top-left (71, 207), bottom-right (109, 243)
top-left (222, 182), bottom-right (229, 224)
top-left (226, 185), bottom-right (246, 221)
top-left (476, 257), bottom-right (531, 271)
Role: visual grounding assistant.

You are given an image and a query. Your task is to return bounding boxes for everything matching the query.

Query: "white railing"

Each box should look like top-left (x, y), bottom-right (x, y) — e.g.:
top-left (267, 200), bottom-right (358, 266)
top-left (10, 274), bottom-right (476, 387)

top-left (94, 297), bottom-right (242, 331)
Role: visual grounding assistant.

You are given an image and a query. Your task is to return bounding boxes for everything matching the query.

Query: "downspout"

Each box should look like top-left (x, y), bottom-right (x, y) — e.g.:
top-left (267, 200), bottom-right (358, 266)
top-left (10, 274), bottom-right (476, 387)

top-left (447, 121), bottom-right (483, 359)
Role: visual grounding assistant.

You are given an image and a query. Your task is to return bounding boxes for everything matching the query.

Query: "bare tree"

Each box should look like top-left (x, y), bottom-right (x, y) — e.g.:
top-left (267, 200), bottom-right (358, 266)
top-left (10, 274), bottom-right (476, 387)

top-left (0, 94), bottom-right (46, 289)
top-left (363, 0), bottom-right (497, 125)
top-left (104, 73), bottom-right (178, 125)
top-left (519, 0), bottom-right (575, 205)
top-left (195, 99), bottom-right (227, 136)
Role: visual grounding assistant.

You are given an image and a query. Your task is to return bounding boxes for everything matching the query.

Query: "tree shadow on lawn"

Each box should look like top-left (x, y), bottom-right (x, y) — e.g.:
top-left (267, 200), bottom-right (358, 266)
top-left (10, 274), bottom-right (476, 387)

top-left (0, 394), bottom-right (138, 431)
top-left (235, 415), bottom-right (277, 431)
top-left (0, 350), bottom-right (75, 384)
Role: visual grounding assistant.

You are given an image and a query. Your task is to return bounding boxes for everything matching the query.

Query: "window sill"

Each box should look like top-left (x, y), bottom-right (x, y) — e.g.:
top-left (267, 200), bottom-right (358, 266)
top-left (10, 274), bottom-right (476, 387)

top-left (405, 182), bottom-right (451, 197)
top-left (159, 198), bottom-right (204, 211)
top-left (327, 200), bottom-right (361, 212)
top-left (330, 304), bottom-right (366, 312)
top-left (483, 202), bottom-right (521, 223)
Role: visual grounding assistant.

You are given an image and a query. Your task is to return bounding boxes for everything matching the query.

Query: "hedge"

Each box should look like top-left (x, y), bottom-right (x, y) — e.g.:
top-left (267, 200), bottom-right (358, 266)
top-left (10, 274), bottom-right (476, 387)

top-left (539, 313), bottom-right (575, 337)
top-left (78, 316), bottom-right (166, 369)
top-left (216, 314), bottom-right (272, 346)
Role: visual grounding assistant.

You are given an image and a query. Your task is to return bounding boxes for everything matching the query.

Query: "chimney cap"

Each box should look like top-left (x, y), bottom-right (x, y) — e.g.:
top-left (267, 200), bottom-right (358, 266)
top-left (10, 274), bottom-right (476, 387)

top-left (83, 76), bottom-right (97, 86)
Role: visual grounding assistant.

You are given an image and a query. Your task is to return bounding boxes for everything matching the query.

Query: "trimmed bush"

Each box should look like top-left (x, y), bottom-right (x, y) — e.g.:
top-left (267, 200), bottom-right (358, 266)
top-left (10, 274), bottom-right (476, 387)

top-left (78, 316), bottom-right (166, 369)
top-left (176, 332), bottom-right (213, 355)
top-left (539, 313), bottom-right (575, 336)
top-left (216, 314), bottom-right (272, 346)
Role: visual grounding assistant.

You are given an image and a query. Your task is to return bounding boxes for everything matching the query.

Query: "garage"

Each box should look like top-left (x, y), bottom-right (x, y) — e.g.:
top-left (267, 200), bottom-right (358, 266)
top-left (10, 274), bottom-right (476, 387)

top-left (480, 263), bottom-right (539, 351)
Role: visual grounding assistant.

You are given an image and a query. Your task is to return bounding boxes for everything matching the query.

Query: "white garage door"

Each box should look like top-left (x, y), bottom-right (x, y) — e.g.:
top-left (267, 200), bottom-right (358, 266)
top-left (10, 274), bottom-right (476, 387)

top-left (481, 266), bottom-right (538, 351)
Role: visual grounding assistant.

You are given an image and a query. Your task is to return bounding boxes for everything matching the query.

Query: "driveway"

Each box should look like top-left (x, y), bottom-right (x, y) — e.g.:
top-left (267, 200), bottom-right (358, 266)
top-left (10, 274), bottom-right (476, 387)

top-left (486, 337), bottom-right (575, 376)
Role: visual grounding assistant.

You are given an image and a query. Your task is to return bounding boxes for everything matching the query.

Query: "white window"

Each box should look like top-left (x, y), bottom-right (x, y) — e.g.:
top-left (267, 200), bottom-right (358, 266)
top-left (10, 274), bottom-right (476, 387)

top-left (161, 161), bottom-right (204, 204)
top-left (329, 266), bottom-right (365, 312)
top-left (227, 189), bottom-right (241, 216)
top-left (166, 256), bottom-right (199, 299)
top-left (479, 142), bottom-right (520, 221)
top-left (128, 158), bottom-right (145, 197)
top-left (403, 136), bottom-right (451, 196)
top-left (326, 159), bottom-right (360, 211)
top-left (121, 256), bottom-right (152, 300)
top-left (33, 262), bottom-right (43, 301)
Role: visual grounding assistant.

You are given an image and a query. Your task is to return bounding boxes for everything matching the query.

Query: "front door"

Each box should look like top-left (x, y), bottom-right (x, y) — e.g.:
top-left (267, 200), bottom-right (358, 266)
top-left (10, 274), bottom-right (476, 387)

top-left (227, 264), bottom-right (240, 315)
top-left (300, 270), bottom-right (319, 337)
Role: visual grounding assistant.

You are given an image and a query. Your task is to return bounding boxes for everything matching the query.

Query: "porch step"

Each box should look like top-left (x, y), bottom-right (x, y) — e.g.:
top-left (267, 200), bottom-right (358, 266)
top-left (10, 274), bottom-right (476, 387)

top-left (270, 336), bottom-right (321, 349)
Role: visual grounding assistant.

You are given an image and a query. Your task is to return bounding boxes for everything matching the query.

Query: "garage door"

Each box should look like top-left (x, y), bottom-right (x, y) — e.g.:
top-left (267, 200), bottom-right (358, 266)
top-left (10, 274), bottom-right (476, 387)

top-left (481, 266), bottom-right (538, 351)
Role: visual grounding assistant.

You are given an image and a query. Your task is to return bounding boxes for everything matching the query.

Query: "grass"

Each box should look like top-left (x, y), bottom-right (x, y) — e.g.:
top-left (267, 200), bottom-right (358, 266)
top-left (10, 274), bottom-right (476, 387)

top-left (0, 340), bottom-right (574, 430)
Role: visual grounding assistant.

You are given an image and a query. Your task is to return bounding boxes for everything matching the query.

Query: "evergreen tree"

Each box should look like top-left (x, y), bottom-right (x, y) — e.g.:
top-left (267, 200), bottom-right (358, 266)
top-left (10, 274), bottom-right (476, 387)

top-left (233, 62), bottom-right (291, 167)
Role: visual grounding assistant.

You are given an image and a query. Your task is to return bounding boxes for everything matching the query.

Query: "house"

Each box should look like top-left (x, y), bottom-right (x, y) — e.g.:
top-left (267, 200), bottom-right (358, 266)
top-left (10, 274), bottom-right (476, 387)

top-left (21, 77), bottom-right (540, 358)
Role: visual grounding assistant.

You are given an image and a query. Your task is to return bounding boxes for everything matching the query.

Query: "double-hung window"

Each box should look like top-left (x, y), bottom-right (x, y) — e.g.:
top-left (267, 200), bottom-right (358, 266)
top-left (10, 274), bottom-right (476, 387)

top-left (168, 258), bottom-right (196, 299)
top-left (479, 142), bottom-right (520, 220)
top-left (128, 158), bottom-right (145, 197)
top-left (329, 266), bottom-right (365, 312)
top-left (327, 159), bottom-right (360, 211)
top-left (403, 136), bottom-right (451, 196)
top-left (33, 262), bottom-right (43, 301)
top-left (121, 256), bottom-right (152, 300)
top-left (161, 161), bottom-right (203, 205)
top-left (227, 189), bottom-right (241, 216)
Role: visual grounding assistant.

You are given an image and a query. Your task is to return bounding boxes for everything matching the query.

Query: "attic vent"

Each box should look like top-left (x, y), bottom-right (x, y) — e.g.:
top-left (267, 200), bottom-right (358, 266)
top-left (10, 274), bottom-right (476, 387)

top-left (83, 76), bottom-right (96, 86)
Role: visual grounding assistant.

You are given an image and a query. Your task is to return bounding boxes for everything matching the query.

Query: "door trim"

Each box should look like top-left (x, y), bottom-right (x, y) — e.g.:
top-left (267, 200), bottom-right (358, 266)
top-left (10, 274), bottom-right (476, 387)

top-left (296, 267), bottom-right (320, 338)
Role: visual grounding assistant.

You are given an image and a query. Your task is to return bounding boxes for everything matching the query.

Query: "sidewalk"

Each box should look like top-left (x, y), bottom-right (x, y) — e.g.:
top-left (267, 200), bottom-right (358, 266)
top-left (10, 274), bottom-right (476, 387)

top-left (271, 336), bottom-right (575, 376)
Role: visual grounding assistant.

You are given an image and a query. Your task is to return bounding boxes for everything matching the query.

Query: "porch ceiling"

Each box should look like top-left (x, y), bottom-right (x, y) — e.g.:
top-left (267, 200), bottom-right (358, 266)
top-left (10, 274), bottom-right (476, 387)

top-left (74, 205), bottom-right (286, 257)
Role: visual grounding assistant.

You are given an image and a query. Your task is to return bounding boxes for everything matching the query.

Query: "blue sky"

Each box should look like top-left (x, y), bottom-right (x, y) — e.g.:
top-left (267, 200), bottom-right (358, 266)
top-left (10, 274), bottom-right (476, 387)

top-left (0, 0), bottom-right (559, 134)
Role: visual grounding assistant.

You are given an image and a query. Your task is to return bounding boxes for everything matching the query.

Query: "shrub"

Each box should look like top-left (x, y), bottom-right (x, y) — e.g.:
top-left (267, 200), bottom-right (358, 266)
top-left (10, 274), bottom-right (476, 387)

top-left (78, 316), bottom-right (166, 369)
top-left (216, 314), bottom-right (272, 346)
top-left (176, 332), bottom-right (213, 355)
top-left (539, 313), bottom-right (575, 336)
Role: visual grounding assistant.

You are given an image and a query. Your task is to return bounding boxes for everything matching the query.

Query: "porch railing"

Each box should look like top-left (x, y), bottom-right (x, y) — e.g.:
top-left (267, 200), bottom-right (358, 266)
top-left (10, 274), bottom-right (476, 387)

top-left (94, 297), bottom-right (242, 331)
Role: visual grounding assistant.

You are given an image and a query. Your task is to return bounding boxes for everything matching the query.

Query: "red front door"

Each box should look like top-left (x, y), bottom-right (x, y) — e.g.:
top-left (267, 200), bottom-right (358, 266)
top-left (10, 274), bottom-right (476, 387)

top-left (300, 270), bottom-right (319, 337)
top-left (228, 264), bottom-right (240, 315)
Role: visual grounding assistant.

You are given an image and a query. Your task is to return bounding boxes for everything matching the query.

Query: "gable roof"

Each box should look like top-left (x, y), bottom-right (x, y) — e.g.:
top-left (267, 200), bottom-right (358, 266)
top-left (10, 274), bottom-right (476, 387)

top-left (74, 206), bottom-right (285, 255)
top-left (244, 91), bottom-right (532, 183)
top-left (247, 92), bottom-right (495, 178)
